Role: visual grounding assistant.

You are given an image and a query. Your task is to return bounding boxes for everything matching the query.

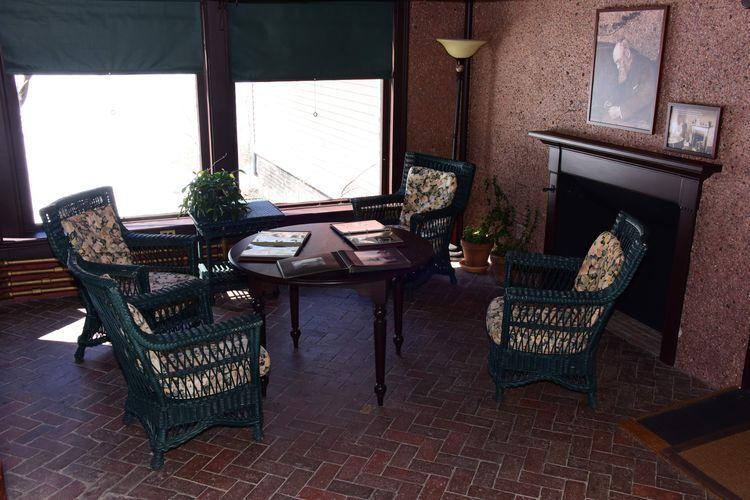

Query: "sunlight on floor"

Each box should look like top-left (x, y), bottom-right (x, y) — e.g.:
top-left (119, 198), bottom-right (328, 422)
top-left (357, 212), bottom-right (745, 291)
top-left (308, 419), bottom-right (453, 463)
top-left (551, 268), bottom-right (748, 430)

top-left (37, 308), bottom-right (87, 343)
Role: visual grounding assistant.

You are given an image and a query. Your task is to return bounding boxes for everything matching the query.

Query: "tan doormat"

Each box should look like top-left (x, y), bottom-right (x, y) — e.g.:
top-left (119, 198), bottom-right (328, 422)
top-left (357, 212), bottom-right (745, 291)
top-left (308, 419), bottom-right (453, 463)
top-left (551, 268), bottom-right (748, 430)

top-left (620, 389), bottom-right (750, 500)
top-left (666, 428), bottom-right (750, 500)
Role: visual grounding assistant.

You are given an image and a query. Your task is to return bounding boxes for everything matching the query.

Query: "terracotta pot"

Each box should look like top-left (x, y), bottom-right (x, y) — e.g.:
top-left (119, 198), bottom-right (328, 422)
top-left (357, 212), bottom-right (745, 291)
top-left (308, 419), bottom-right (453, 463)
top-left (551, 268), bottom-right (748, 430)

top-left (460, 239), bottom-right (493, 272)
top-left (489, 253), bottom-right (505, 284)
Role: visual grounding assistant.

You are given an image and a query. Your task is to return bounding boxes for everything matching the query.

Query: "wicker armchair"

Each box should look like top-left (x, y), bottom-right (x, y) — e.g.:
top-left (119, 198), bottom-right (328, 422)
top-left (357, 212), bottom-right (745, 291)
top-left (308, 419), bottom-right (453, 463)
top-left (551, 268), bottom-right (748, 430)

top-left (67, 254), bottom-right (267, 469)
top-left (351, 152), bottom-right (475, 284)
top-left (40, 187), bottom-right (200, 362)
top-left (486, 212), bottom-right (647, 408)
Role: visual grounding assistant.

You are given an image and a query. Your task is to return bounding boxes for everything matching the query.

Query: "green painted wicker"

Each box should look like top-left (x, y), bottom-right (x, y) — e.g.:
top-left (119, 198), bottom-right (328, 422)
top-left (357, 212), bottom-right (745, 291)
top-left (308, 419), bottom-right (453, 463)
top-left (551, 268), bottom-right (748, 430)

top-left (39, 186), bottom-right (200, 362)
top-left (351, 152), bottom-right (476, 284)
top-left (67, 253), bottom-right (264, 470)
top-left (488, 211), bottom-right (647, 408)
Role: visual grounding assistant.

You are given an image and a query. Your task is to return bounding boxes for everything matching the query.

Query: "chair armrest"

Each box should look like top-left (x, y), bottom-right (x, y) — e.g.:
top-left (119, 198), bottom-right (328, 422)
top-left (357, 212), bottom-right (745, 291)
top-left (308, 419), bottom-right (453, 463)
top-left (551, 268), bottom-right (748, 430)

top-left (71, 258), bottom-right (150, 296)
top-left (351, 194), bottom-right (404, 224)
top-left (128, 279), bottom-right (213, 328)
top-left (123, 232), bottom-right (200, 276)
top-left (504, 251), bottom-right (583, 291)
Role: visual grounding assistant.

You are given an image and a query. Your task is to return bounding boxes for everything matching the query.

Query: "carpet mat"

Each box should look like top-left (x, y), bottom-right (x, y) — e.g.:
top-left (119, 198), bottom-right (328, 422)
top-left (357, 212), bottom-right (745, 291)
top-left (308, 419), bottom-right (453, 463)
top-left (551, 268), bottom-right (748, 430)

top-left (622, 388), bottom-right (750, 500)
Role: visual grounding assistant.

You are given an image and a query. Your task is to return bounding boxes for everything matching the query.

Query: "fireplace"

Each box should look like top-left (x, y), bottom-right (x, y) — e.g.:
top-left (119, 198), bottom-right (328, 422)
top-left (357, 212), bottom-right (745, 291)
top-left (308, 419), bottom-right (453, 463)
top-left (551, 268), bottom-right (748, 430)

top-left (529, 131), bottom-right (721, 365)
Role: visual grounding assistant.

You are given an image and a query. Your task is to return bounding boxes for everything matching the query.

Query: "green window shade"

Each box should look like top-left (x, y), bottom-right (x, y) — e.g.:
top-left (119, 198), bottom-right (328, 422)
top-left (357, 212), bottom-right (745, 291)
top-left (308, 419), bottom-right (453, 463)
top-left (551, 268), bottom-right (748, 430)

top-left (229, 1), bottom-right (394, 82)
top-left (0, 0), bottom-right (202, 75)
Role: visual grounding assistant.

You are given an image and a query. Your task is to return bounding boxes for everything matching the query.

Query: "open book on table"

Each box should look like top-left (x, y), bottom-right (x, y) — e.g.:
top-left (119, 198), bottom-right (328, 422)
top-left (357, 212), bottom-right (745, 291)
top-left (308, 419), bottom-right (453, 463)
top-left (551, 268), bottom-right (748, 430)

top-left (277, 248), bottom-right (411, 279)
top-left (239, 231), bottom-right (311, 262)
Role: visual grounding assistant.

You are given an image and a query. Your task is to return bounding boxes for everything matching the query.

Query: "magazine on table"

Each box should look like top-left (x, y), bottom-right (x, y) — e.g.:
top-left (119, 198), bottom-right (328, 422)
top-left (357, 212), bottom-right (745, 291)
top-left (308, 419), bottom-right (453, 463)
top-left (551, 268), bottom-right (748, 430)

top-left (331, 220), bottom-right (404, 250)
top-left (239, 231), bottom-right (310, 262)
top-left (330, 220), bottom-right (385, 236)
top-left (276, 248), bottom-right (411, 279)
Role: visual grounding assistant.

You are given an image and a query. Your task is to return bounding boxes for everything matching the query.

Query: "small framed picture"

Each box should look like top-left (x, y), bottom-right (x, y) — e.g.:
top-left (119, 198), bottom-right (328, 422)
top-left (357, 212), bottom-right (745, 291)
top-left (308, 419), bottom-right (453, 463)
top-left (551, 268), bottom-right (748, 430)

top-left (664, 103), bottom-right (722, 158)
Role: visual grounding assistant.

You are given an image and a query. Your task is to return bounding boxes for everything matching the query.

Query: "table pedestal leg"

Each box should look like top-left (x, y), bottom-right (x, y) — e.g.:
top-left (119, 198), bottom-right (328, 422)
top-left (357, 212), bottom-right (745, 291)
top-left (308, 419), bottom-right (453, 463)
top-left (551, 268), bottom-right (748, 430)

top-left (393, 277), bottom-right (404, 355)
top-left (373, 302), bottom-right (387, 406)
top-left (289, 285), bottom-right (301, 348)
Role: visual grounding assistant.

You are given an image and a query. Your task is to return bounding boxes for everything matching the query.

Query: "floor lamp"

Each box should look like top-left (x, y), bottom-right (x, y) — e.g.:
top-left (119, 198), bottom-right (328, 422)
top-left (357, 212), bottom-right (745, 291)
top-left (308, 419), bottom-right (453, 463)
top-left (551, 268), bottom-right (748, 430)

top-left (436, 38), bottom-right (486, 161)
top-left (437, 38), bottom-right (486, 253)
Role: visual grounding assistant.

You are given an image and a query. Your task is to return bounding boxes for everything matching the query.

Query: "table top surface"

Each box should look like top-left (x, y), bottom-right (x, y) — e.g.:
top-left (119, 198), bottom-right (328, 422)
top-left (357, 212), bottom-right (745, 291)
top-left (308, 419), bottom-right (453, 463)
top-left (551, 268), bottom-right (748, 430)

top-left (228, 222), bottom-right (434, 286)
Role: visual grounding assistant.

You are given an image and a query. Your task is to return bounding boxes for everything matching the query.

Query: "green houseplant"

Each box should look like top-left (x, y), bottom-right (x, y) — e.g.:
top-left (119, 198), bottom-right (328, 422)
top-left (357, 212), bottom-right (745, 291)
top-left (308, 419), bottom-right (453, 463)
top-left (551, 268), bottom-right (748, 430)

top-left (180, 169), bottom-right (246, 223)
top-left (486, 179), bottom-right (539, 282)
top-left (460, 223), bottom-right (494, 272)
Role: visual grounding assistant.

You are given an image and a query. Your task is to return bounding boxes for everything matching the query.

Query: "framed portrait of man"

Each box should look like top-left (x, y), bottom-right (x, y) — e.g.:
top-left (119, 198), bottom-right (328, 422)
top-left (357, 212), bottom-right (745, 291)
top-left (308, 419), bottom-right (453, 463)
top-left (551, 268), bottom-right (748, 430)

top-left (587, 6), bottom-right (668, 134)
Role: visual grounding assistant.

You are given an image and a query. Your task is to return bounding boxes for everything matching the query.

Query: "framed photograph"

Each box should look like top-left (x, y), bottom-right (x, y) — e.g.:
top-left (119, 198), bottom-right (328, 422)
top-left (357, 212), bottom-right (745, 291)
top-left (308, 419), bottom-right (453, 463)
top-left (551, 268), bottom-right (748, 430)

top-left (587, 6), bottom-right (668, 134)
top-left (664, 103), bottom-right (722, 158)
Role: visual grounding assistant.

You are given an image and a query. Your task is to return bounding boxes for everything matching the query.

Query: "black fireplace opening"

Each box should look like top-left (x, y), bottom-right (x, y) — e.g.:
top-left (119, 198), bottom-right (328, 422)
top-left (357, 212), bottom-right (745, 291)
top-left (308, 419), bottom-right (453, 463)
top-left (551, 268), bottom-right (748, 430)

top-left (554, 172), bottom-right (680, 332)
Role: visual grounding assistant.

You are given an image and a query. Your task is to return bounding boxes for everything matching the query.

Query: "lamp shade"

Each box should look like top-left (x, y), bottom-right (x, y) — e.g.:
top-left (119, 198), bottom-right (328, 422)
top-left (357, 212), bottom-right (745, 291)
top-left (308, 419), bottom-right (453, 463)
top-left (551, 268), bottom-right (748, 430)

top-left (436, 38), bottom-right (487, 59)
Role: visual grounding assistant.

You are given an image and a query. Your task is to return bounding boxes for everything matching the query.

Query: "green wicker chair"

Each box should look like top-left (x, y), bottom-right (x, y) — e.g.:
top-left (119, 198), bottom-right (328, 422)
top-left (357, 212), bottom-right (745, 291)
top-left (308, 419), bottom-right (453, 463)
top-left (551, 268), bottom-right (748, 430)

top-left (40, 187), bottom-right (200, 362)
top-left (486, 211), bottom-right (647, 408)
top-left (67, 253), bottom-right (267, 470)
top-left (351, 152), bottom-right (475, 284)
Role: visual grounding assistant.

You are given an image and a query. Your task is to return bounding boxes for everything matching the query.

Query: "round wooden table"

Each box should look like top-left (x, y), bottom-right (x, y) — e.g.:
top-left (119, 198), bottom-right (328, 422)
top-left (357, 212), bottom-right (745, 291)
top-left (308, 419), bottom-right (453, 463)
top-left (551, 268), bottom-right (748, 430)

top-left (228, 222), bottom-right (434, 405)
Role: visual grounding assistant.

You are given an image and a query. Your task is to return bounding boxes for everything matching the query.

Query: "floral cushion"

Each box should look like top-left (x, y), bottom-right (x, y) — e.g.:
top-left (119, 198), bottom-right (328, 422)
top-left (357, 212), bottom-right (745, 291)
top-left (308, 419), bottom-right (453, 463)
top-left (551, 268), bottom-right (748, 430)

top-left (574, 231), bottom-right (624, 292)
top-left (399, 167), bottom-right (458, 227)
top-left (126, 303), bottom-right (270, 399)
top-left (149, 272), bottom-right (197, 291)
top-left (60, 205), bottom-right (132, 265)
top-left (486, 297), bottom-right (600, 354)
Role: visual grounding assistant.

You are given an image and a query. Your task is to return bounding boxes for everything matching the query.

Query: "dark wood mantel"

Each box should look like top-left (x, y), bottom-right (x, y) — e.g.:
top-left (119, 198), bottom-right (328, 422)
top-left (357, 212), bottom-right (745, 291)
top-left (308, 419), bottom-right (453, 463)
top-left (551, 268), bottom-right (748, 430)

top-left (529, 130), bottom-right (722, 366)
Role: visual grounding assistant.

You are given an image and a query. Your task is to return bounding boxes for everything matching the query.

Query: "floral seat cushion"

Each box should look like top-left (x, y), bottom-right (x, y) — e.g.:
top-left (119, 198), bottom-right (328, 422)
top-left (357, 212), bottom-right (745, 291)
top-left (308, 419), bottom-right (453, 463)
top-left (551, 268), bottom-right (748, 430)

top-left (149, 272), bottom-right (197, 292)
top-left (399, 167), bottom-right (458, 227)
top-left (127, 303), bottom-right (269, 400)
top-left (486, 297), bottom-right (599, 354)
top-left (574, 231), bottom-right (625, 292)
top-left (60, 205), bottom-right (132, 265)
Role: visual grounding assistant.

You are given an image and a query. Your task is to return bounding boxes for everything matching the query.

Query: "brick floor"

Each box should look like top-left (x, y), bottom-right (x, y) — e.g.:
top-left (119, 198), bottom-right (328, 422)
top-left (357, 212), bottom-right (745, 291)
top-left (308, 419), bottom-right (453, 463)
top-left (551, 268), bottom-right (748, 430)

top-left (0, 271), bottom-right (716, 499)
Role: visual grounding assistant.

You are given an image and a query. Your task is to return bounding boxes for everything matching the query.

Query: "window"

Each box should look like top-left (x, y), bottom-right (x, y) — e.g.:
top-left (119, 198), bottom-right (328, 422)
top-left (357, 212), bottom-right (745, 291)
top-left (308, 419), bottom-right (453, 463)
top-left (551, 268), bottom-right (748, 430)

top-left (15, 74), bottom-right (201, 222)
top-left (235, 79), bottom-right (383, 204)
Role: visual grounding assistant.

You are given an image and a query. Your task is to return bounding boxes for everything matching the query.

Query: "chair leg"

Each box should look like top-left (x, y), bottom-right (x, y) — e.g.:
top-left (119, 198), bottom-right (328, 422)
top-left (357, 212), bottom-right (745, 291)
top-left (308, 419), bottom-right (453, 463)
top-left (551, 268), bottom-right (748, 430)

top-left (448, 267), bottom-right (457, 285)
top-left (75, 313), bottom-right (102, 363)
top-left (261, 375), bottom-right (269, 398)
top-left (253, 424), bottom-right (263, 442)
top-left (587, 392), bottom-right (597, 410)
top-left (122, 411), bottom-right (134, 426)
top-left (494, 384), bottom-right (504, 404)
top-left (150, 451), bottom-right (165, 470)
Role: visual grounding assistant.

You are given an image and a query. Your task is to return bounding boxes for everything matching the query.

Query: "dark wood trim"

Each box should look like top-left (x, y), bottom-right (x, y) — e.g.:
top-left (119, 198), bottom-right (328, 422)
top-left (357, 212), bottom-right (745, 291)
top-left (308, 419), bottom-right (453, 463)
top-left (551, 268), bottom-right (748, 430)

top-left (586, 5), bottom-right (669, 135)
top-left (0, 52), bottom-right (34, 237)
top-left (743, 335), bottom-right (750, 390)
top-left (381, 79), bottom-right (392, 195)
top-left (529, 131), bottom-right (721, 180)
top-left (389, 0), bottom-right (410, 193)
top-left (196, 73), bottom-right (211, 168)
top-left (200, 0), bottom-right (239, 172)
top-left (530, 130), bottom-right (722, 366)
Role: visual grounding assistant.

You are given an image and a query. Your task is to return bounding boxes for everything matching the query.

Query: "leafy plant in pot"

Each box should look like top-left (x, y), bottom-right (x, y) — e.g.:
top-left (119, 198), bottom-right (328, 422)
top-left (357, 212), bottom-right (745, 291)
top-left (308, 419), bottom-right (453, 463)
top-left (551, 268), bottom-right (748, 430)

top-left (486, 181), bottom-right (539, 283)
top-left (179, 169), bottom-right (247, 223)
top-left (460, 223), bottom-right (494, 272)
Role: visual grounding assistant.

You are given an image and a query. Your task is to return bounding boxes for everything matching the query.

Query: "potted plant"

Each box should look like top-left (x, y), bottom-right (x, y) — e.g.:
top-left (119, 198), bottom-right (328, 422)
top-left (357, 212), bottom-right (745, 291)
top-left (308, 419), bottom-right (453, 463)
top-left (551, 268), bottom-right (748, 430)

top-left (460, 222), bottom-right (494, 272)
top-left (484, 178), bottom-right (539, 283)
top-left (179, 169), bottom-right (247, 223)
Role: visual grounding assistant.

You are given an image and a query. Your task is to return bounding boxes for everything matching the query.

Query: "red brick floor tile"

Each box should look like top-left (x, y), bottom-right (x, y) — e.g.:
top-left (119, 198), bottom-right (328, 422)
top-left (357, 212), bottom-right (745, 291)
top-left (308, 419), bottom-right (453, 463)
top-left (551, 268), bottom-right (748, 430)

top-left (0, 275), bottom-right (713, 499)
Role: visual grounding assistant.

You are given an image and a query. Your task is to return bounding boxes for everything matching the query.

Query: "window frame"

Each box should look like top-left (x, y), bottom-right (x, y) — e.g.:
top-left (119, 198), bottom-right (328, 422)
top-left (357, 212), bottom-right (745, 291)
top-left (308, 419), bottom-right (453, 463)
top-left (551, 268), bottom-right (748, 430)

top-left (0, 1), bottom-right (409, 239)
